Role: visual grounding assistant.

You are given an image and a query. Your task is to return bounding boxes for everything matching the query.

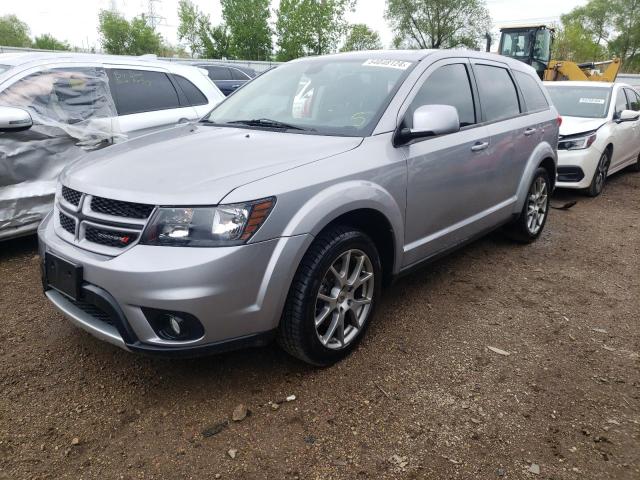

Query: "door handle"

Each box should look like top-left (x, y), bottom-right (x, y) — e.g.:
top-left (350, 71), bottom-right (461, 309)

top-left (524, 128), bottom-right (537, 136)
top-left (471, 141), bottom-right (489, 152)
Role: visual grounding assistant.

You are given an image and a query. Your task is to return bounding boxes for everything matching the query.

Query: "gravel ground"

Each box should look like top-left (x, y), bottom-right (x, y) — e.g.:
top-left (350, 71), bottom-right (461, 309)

top-left (1, 170), bottom-right (639, 480)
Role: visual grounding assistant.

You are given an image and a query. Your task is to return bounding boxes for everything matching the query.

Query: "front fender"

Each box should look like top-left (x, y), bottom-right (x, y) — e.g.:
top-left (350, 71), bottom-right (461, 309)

top-left (514, 141), bottom-right (557, 214)
top-left (281, 181), bottom-right (405, 275)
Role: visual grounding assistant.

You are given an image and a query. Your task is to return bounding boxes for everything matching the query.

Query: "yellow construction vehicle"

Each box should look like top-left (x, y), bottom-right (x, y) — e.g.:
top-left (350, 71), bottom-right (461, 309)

top-left (495, 25), bottom-right (621, 82)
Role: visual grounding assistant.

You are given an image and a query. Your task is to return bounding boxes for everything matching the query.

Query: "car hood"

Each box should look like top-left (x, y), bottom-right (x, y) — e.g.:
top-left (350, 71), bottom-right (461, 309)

top-left (560, 116), bottom-right (608, 137)
top-left (61, 124), bottom-right (363, 205)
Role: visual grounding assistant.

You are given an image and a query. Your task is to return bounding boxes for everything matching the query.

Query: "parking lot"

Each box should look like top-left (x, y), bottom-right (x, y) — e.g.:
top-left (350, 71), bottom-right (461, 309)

top-left (0, 169), bottom-right (637, 479)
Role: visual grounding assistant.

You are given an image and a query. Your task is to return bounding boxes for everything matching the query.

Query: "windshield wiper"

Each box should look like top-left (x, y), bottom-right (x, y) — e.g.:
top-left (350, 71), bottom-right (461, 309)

top-left (226, 118), bottom-right (313, 131)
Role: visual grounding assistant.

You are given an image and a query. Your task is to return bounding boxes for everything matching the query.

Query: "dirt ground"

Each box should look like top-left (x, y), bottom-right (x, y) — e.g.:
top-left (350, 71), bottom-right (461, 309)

top-left (1, 170), bottom-right (639, 480)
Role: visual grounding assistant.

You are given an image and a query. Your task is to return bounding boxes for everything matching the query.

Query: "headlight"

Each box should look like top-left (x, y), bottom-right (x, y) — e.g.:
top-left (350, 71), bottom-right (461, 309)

top-left (140, 197), bottom-right (275, 247)
top-left (558, 132), bottom-right (597, 150)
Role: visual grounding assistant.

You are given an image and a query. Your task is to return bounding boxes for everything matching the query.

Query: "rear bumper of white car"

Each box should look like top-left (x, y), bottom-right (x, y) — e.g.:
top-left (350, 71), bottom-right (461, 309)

top-left (556, 145), bottom-right (603, 190)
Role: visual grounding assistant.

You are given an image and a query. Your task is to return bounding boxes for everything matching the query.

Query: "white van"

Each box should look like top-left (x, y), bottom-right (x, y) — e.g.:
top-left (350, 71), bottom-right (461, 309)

top-left (0, 52), bottom-right (224, 240)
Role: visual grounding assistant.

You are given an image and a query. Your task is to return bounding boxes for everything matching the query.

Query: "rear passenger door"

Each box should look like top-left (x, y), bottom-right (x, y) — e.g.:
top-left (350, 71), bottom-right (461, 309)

top-left (470, 60), bottom-right (531, 205)
top-left (105, 67), bottom-right (198, 137)
top-left (401, 58), bottom-right (493, 266)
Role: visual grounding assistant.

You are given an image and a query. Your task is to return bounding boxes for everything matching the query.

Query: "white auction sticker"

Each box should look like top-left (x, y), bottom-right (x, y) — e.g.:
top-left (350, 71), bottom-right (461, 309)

top-left (579, 98), bottom-right (605, 104)
top-left (363, 59), bottom-right (412, 70)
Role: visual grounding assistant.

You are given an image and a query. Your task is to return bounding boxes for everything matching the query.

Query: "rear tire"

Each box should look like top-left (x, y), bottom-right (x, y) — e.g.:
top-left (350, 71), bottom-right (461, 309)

top-left (277, 225), bottom-right (382, 366)
top-left (505, 167), bottom-right (550, 244)
top-left (586, 150), bottom-right (610, 197)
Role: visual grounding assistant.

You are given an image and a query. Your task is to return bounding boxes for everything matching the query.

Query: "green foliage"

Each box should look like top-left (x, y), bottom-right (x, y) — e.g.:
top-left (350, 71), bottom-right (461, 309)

top-left (385, 0), bottom-right (492, 50)
top-left (221, 0), bottom-right (272, 60)
top-left (98, 10), bottom-right (163, 56)
top-left (177, 0), bottom-right (232, 59)
top-left (33, 34), bottom-right (70, 51)
top-left (341, 24), bottom-right (383, 52)
top-left (0, 14), bottom-right (31, 48)
top-left (556, 0), bottom-right (640, 72)
top-left (275, 0), bottom-right (356, 61)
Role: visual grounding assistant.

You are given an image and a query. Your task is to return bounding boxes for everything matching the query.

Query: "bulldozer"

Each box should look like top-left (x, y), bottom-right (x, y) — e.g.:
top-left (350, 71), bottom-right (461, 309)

top-left (494, 25), bottom-right (621, 82)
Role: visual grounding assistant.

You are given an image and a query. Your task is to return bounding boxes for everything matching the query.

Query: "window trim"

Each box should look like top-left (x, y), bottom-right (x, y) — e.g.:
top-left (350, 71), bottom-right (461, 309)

top-left (106, 67), bottom-right (183, 116)
top-left (228, 66), bottom-right (251, 80)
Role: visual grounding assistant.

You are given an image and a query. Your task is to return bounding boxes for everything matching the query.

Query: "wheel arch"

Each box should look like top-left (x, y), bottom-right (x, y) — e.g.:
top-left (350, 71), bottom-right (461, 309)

top-left (514, 141), bottom-right (557, 213)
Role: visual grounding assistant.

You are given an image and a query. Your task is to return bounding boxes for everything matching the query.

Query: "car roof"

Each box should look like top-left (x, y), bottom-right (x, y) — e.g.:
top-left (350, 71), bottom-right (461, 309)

top-left (0, 52), bottom-right (196, 72)
top-left (543, 81), bottom-right (615, 88)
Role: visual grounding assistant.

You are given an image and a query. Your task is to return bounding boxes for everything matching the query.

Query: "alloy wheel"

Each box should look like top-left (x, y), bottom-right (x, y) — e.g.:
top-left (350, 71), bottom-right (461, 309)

top-left (594, 153), bottom-right (610, 194)
top-left (314, 249), bottom-right (375, 350)
top-left (526, 176), bottom-right (548, 235)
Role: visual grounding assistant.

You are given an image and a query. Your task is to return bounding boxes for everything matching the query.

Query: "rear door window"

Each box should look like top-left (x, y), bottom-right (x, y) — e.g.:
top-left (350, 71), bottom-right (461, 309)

top-left (474, 64), bottom-right (521, 122)
top-left (406, 63), bottom-right (476, 128)
top-left (206, 66), bottom-right (231, 80)
top-left (107, 69), bottom-right (180, 115)
top-left (174, 75), bottom-right (208, 106)
top-left (514, 70), bottom-right (548, 112)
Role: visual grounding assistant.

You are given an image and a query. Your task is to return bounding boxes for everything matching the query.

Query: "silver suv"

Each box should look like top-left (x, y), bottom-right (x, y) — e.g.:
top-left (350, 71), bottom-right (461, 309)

top-left (35, 50), bottom-right (559, 365)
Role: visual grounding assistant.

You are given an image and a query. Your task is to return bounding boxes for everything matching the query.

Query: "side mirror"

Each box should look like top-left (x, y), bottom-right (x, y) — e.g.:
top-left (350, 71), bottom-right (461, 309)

top-left (0, 106), bottom-right (33, 132)
top-left (396, 104), bottom-right (460, 145)
top-left (618, 109), bottom-right (640, 122)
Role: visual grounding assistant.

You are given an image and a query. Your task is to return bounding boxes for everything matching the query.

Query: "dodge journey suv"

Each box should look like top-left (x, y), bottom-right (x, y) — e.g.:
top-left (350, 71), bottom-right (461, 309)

top-left (34, 50), bottom-right (559, 366)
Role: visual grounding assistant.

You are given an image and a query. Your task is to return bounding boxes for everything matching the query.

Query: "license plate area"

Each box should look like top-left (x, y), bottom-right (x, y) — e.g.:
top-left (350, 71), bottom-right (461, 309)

top-left (45, 253), bottom-right (83, 300)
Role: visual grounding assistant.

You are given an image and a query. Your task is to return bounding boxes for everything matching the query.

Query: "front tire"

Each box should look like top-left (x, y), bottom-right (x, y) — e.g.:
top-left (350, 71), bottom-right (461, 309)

top-left (505, 167), bottom-right (550, 244)
top-left (586, 150), bottom-right (610, 197)
top-left (630, 152), bottom-right (640, 172)
top-left (278, 225), bottom-right (382, 366)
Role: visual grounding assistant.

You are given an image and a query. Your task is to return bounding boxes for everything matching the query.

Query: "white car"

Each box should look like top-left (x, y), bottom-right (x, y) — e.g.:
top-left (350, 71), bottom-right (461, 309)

top-left (544, 81), bottom-right (640, 196)
top-left (0, 52), bottom-right (224, 240)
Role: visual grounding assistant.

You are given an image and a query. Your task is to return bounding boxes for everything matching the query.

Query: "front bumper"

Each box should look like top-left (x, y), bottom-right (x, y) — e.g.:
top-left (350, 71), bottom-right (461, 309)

top-left (38, 212), bottom-right (311, 356)
top-left (555, 146), bottom-right (603, 190)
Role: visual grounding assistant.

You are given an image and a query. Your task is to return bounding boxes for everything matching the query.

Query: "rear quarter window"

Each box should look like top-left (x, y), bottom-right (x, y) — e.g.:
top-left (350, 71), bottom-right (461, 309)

top-left (229, 68), bottom-right (249, 81)
top-left (107, 69), bottom-right (180, 115)
top-left (474, 64), bottom-right (521, 122)
top-left (174, 75), bottom-right (208, 106)
top-left (514, 70), bottom-right (548, 112)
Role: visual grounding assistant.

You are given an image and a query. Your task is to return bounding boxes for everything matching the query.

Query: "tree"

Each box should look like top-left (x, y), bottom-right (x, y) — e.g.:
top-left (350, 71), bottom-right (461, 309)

top-left (385, 0), bottom-right (492, 50)
top-left (177, 0), bottom-right (203, 56)
top-left (556, 0), bottom-right (640, 72)
top-left (98, 10), bottom-right (163, 56)
top-left (33, 34), bottom-right (70, 51)
top-left (221, 0), bottom-right (272, 60)
top-left (0, 14), bottom-right (31, 47)
top-left (275, 0), bottom-right (355, 61)
top-left (177, 0), bottom-right (232, 59)
top-left (342, 24), bottom-right (383, 51)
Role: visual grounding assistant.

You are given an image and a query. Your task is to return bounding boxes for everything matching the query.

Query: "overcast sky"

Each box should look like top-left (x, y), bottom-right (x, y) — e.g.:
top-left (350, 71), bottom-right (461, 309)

top-left (1, 0), bottom-right (589, 51)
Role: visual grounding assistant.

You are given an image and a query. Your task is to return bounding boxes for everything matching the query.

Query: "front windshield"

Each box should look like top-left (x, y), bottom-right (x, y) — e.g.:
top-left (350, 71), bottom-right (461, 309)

top-left (202, 57), bottom-right (415, 136)
top-left (546, 86), bottom-right (612, 118)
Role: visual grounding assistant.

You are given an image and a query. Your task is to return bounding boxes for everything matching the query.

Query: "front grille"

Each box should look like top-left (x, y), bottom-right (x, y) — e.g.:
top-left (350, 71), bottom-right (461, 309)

top-left (90, 196), bottom-right (154, 220)
top-left (59, 211), bottom-right (76, 235)
top-left (67, 297), bottom-right (115, 326)
top-left (62, 186), bottom-right (82, 206)
top-left (85, 225), bottom-right (139, 248)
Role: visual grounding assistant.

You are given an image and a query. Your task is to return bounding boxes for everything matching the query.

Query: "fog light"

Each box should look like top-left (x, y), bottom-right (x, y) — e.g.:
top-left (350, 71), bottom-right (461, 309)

top-left (142, 308), bottom-right (205, 341)
top-left (169, 315), bottom-right (183, 336)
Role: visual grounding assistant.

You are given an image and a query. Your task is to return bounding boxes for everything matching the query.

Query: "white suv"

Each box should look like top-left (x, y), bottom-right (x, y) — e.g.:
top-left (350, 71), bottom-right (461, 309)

top-left (545, 81), bottom-right (640, 196)
top-left (0, 53), bottom-right (224, 240)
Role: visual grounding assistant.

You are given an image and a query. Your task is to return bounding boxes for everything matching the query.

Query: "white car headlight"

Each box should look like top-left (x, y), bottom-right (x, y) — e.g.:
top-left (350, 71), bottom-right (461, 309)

top-left (558, 131), bottom-right (597, 150)
top-left (140, 197), bottom-right (275, 247)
